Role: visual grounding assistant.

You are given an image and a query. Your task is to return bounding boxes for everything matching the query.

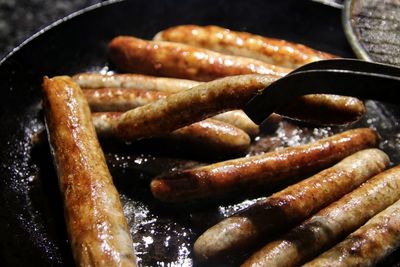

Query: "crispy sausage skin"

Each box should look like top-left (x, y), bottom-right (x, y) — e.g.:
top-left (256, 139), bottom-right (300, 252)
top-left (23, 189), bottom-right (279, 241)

top-left (42, 76), bottom-right (137, 267)
top-left (73, 73), bottom-right (200, 93)
top-left (276, 94), bottom-right (366, 126)
top-left (83, 88), bottom-right (168, 112)
top-left (114, 74), bottom-right (276, 141)
top-left (168, 118), bottom-right (251, 153)
top-left (108, 36), bottom-right (290, 82)
top-left (92, 112), bottom-right (251, 153)
top-left (153, 25), bottom-right (336, 68)
top-left (242, 165), bottom-right (400, 267)
top-left (211, 110), bottom-right (259, 136)
top-left (151, 128), bottom-right (379, 203)
top-left (81, 83), bottom-right (364, 131)
top-left (193, 148), bottom-right (389, 262)
top-left (303, 196), bottom-right (400, 267)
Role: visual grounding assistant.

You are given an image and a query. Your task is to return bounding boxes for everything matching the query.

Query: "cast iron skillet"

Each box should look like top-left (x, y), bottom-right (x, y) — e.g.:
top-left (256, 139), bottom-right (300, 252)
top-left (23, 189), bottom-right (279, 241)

top-left (1, 0), bottom-right (400, 266)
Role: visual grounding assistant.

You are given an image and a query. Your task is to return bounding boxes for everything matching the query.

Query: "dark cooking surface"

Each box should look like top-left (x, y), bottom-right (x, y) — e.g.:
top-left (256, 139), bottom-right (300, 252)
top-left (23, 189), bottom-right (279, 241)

top-left (0, 0), bottom-right (103, 60)
top-left (349, 0), bottom-right (400, 66)
top-left (1, 0), bottom-right (400, 266)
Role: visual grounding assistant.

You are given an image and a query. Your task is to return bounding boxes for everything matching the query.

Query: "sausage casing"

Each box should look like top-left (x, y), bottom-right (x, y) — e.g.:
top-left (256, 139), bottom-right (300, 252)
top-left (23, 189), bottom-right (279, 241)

top-left (151, 128), bottom-right (379, 203)
top-left (193, 148), bottom-right (389, 262)
top-left (73, 73), bottom-right (200, 93)
top-left (108, 36), bottom-right (290, 81)
top-left (42, 76), bottom-right (136, 267)
top-left (83, 88), bottom-right (168, 112)
top-left (242, 165), bottom-right (400, 267)
top-left (276, 94), bottom-right (366, 126)
top-left (153, 25), bottom-right (335, 68)
top-left (115, 74), bottom-right (276, 141)
top-left (303, 196), bottom-right (400, 267)
top-left (92, 112), bottom-right (250, 153)
top-left (82, 84), bottom-right (364, 132)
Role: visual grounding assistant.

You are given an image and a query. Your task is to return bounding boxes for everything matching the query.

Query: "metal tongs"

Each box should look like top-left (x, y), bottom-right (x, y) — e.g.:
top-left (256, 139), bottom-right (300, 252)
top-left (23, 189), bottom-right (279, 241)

top-left (244, 59), bottom-right (400, 124)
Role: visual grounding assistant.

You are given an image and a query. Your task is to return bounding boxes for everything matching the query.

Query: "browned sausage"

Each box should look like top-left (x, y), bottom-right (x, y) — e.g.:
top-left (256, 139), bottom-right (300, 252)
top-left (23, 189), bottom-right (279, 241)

top-left (83, 88), bottom-right (168, 112)
top-left (193, 148), bottom-right (389, 262)
top-left (108, 36), bottom-right (290, 81)
top-left (153, 25), bottom-right (336, 68)
top-left (73, 72), bottom-right (200, 93)
top-left (242, 165), bottom-right (400, 267)
top-left (92, 112), bottom-right (251, 153)
top-left (81, 83), bottom-right (364, 130)
top-left (276, 94), bottom-right (366, 126)
top-left (42, 76), bottom-right (137, 266)
top-left (303, 196), bottom-right (400, 267)
top-left (114, 74), bottom-right (276, 141)
top-left (211, 110), bottom-right (259, 136)
top-left (168, 117), bottom-right (251, 153)
top-left (151, 128), bottom-right (379, 203)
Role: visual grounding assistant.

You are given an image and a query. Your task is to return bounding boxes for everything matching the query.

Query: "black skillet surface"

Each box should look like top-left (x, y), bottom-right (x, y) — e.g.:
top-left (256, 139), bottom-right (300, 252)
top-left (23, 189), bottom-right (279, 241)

top-left (1, 0), bottom-right (400, 266)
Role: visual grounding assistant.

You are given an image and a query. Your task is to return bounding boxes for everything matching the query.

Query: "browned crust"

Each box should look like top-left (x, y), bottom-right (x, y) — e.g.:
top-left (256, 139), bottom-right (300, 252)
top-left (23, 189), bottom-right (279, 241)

top-left (169, 118), bottom-right (251, 152)
top-left (151, 128), bottom-right (379, 203)
top-left (81, 82), bottom-right (365, 128)
top-left (108, 36), bottom-right (290, 81)
top-left (193, 148), bottom-right (389, 262)
top-left (154, 25), bottom-right (336, 68)
top-left (277, 94), bottom-right (366, 125)
top-left (83, 88), bottom-right (168, 112)
top-left (303, 196), bottom-right (400, 267)
top-left (114, 74), bottom-right (276, 141)
top-left (42, 76), bottom-right (136, 267)
top-left (73, 73), bottom-right (200, 93)
top-left (92, 112), bottom-right (250, 153)
top-left (242, 165), bottom-right (400, 267)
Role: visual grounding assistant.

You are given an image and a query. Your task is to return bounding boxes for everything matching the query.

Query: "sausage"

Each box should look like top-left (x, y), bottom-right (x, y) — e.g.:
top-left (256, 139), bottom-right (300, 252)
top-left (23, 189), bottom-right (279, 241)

top-left (73, 73), bottom-right (200, 93)
top-left (92, 112), bottom-right (251, 153)
top-left (153, 25), bottom-right (336, 68)
top-left (303, 196), bottom-right (400, 267)
top-left (114, 74), bottom-right (276, 141)
top-left (108, 36), bottom-right (290, 82)
top-left (242, 165), bottom-right (400, 267)
top-left (276, 94), bottom-right (366, 126)
top-left (211, 110), bottom-right (259, 136)
top-left (193, 148), bottom-right (389, 262)
top-left (91, 112), bottom-right (122, 138)
top-left (84, 86), bottom-right (365, 127)
top-left (151, 128), bottom-right (379, 203)
top-left (168, 118), bottom-right (251, 153)
top-left (42, 76), bottom-right (137, 266)
top-left (82, 86), bottom-right (259, 135)
top-left (83, 88), bottom-right (168, 112)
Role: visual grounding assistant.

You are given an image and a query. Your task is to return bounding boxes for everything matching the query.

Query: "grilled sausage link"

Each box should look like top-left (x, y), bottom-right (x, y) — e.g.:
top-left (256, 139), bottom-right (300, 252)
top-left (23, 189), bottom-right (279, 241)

top-left (83, 87), bottom-right (259, 136)
top-left (42, 76), bottom-right (137, 267)
top-left (114, 74), bottom-right (276, 141)
top-left (83, 88), bottom-right (169, 112)
top-left (303, 196), bottom-right (400, 267)
top-left (193, 148), bottom-right (389, 262)
top-left (73, 73), bottom-right (200, 93)
top-left (82, 83), bottom-right (364, 132)
top-left (276, 94), bottom-right (366, 126)
top-left (211, 110), bottom-right (259, 136)
top-left (93, 112), bottom-right (250, 153)
top-left (242, 165), bottom-right (400, 267)
top-left (151, 128), bottom-right (379, 203)
top-left (153, 25), bottom-right (336, 68)
top-left (108, 36), bottom-right (290, 82)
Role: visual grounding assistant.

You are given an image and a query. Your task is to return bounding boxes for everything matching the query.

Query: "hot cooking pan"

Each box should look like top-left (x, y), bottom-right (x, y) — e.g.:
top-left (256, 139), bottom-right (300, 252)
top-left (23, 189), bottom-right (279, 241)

top-left (1, 0), bottom-right (400, 266)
